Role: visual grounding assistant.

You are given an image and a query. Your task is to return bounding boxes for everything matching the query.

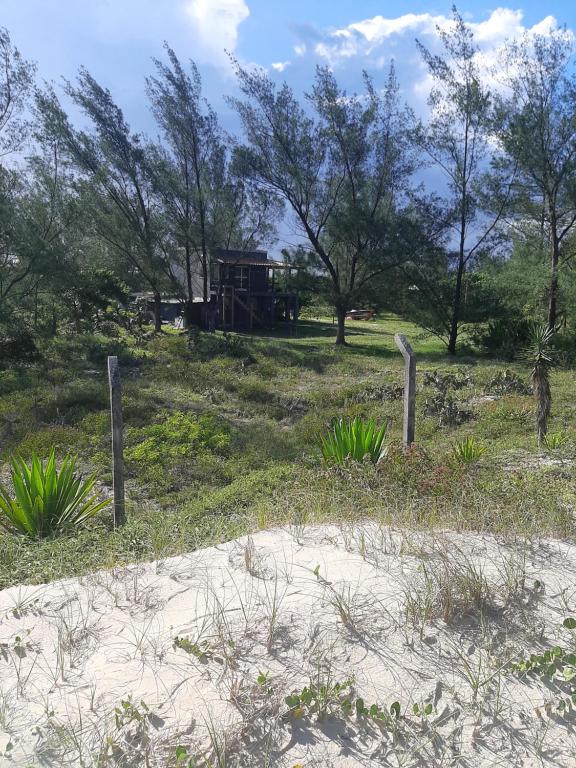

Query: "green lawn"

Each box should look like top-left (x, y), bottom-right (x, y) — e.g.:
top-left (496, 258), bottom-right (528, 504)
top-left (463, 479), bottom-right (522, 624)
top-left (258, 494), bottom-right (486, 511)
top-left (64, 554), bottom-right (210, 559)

top-left (0, 315), bottom-right (574, 589)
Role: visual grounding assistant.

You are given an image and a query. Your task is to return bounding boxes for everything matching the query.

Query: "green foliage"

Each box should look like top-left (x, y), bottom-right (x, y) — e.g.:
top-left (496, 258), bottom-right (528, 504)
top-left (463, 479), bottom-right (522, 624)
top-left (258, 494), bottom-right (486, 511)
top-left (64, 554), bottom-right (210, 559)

top-left (285, 680), bottom-right (406, 726)
top-left (452, 436), bottom-right (486, 465)
top-left (471, 317), bottom-right (533, 359)
top-left (0, 450), bottom-right (110, 538)
top-left (173, 636), bottom-right (217, 663)
top-left (320, 416), bottom-right (387, 464)
top-left (542, 430), bottom-right (568, 451)
top-left (285, 679), bottom-right (354, 720)
top-left (126, 411), bottom-right (230, 466)
top-left (512, 617), bottom-right (576, 712)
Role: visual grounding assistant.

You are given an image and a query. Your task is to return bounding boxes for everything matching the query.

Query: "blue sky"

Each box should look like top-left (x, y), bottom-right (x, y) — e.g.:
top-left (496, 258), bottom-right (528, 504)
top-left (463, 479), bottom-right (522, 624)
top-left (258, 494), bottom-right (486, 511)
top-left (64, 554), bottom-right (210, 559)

top-left (4, 0), bottom-right (576, 138)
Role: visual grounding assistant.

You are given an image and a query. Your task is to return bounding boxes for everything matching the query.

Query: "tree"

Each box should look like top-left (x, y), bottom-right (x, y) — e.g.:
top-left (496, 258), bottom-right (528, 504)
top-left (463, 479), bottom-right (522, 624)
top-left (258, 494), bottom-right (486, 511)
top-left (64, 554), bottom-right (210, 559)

top-left (415, 6), bottom-right (511, 354)
top-left (147, 46), bottom-right (224, 322)
top-left (230, 63), bottom-right (415, 344)
top-left (0, 27), bottom-right (35, 158)
top-left (0, 27), bottom-right (37, 327)
top-left (496, 29), bottom-right (576, 332)
top-left (36, 72), bottom-right (168, 331)
top-left (147, 45), bottom-right (281, 326)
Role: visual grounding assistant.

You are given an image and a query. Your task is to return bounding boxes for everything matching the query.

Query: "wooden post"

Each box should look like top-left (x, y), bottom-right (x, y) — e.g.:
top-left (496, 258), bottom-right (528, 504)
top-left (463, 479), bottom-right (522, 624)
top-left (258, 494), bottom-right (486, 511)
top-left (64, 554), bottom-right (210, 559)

top-left (394, 334), bottom-right (416, 446)
top-left (107, 356), bottom-right (125, 527)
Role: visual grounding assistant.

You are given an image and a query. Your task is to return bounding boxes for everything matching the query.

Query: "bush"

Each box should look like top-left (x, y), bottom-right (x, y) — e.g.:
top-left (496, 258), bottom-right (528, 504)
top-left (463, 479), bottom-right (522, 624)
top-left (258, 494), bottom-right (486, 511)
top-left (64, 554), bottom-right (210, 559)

top-left (471, 317), bottom-right (532, 359)
top-left (0, 450), bottom-right (110, 538)
top-left (126, 411), bottom-right (231, 466)
top-left (0, 326), bottom-right (39, 366)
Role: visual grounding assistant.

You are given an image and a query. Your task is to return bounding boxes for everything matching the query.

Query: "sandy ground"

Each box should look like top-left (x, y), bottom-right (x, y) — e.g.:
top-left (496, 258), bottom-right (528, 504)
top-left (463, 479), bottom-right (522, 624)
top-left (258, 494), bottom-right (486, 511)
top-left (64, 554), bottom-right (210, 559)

top-left (1, 523), bottom-right (576, 767)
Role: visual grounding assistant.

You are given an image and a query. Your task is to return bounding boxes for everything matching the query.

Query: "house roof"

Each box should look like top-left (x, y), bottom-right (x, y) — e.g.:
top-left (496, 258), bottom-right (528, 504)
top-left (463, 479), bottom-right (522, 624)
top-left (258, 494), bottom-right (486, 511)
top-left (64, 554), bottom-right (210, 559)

top-left (213, 248), bottom-right (289, 269)
top-left (212, 248), bottom-right (267, 262)
top-left (216, 257), bottom-right (288, 268)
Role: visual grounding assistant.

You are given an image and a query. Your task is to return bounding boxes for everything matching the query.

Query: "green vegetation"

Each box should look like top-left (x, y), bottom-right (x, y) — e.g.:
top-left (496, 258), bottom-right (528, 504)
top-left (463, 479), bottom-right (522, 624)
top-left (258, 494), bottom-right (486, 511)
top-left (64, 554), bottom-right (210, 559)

top-left (452, 436), bottom-right (486, 465)
top-left (0, 316), bottom-right (575, 589)
top-left (320, 416), bottom-right (387, 465)
top-left (0, 450), bottom-right (110, 538)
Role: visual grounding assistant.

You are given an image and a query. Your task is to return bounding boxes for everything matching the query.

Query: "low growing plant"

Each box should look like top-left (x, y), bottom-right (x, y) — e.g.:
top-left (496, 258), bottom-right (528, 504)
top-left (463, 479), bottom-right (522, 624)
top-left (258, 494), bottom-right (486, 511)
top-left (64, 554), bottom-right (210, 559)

top-left (452, 436), bottom-right (486, 465)
top-left (320, 416), bottom-right (387, 464)
top-left (0, 450), bottom-right (110, 538)
top-left (542, 430), bottom-right (568, 451)
top-left (512, 616), bottom-right (576, 712)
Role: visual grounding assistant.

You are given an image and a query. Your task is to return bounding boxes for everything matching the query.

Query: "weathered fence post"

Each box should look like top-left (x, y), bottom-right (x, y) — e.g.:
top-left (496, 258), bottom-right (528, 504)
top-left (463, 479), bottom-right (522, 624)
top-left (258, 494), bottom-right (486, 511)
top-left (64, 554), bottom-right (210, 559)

top-left (394, 334), bottom-right (416, 446)
top-left (107, 356), bottom-right (125, 527)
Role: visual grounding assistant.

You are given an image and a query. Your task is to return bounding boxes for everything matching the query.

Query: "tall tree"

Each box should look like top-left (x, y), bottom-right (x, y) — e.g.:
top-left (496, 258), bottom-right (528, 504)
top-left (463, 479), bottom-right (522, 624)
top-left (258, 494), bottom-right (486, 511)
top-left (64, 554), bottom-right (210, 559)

top-left (0, 26), bottom-right (35, 158)
top-left (36, 72), bottom-right (168, 331)
top-left (147, 46), bottom-right (224, 322)
top-left (147, 46), bottom-right (280, 325)
top-left (415, 6), bottom-right (510, 354)
top-left (230, 63), bottom-right (414, 344)
top-left (496, 29), bottom-right (576, 332)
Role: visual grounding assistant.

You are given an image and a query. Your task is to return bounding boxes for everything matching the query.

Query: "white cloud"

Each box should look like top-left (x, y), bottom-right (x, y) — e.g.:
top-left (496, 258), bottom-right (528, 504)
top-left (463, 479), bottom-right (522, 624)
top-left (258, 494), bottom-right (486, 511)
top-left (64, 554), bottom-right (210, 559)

top-left (313, 7), bottom-right (564, 76)
top-left (293, 43), bottom-right (307, 56)
top-left (272, 61), bottom-right (290, 72)
top-left (184, 0), bottom-right (249, 62)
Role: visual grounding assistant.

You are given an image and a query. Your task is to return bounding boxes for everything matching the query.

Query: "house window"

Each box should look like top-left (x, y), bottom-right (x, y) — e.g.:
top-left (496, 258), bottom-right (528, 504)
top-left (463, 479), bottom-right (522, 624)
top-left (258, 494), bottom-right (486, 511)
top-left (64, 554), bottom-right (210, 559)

top-left (236, 266), bottom-right (249, 290)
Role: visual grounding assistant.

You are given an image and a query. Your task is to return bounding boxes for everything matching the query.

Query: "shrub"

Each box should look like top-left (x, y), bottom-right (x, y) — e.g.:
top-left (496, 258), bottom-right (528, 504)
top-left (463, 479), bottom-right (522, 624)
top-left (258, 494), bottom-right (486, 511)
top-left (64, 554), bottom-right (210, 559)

top-left (128, 411), bottom-right (230, 462)
top-left (471, 317), bottom-right (533, 359)
top-left (0, 326), bottom-right (39, 366)
top-left (484, 370), bottom-right (530, 396)
top-left (0, 450), bottom-right (110, 538)
top-left (321, 416), bottom-right (387, 464)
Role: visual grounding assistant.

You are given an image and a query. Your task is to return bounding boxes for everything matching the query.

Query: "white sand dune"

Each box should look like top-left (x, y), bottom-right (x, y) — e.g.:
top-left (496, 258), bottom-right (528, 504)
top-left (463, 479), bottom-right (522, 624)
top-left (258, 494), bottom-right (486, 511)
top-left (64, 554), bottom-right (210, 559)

top-left (1, 524), bottom-right (576, 767)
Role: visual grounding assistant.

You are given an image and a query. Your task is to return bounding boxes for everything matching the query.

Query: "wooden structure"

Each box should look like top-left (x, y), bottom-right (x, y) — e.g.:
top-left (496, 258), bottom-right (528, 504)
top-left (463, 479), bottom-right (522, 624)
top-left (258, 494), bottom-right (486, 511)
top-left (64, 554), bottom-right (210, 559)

top-left (107, 356), bottom-right (125, 527)
top-left (209, 249), bottom-right (298, 332)
top-left (394, 334), bottom-right (416, 446)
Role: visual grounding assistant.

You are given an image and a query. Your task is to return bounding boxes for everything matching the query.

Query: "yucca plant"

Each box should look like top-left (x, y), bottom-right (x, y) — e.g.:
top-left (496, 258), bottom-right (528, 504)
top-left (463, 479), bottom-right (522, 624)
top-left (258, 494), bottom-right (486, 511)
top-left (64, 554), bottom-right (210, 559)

top-left (523, 323), bottom-right (557, 448)
top-left (0, 450), bottom-right (110, 538)
top-left (321, 416), bottom-right (387, 464)
top-left (452, 436), bottom-right (486, 465)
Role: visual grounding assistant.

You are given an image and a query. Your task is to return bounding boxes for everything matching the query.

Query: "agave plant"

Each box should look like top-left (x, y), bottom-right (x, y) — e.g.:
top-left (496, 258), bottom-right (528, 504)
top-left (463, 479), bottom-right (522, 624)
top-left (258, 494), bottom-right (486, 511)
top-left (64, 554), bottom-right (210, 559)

top-left (0, 450), bottom-right (110, 538)
top-left (452, 436), bottom-right (486, 465)
top-left (321, 416), bottom-right (387, 464)
top-left (523, 323), bottom-right (557, 447)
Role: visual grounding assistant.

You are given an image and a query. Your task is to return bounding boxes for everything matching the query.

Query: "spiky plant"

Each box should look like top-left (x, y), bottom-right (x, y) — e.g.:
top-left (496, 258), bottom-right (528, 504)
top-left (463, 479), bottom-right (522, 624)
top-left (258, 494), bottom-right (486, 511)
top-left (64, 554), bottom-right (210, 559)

top-left (524, 323), bottom-right (556, 448)
top-left (0, 450), bottom-right (110, 538)
top-left (320, 416), bottom-right (387, 464)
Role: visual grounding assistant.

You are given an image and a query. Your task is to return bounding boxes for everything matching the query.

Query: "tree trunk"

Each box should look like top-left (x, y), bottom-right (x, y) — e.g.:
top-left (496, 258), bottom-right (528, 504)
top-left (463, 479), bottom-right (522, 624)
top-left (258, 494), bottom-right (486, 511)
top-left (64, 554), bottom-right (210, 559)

top-left (448, 255), bottom-right (465, 356)
top-left (547, 229), bottom-right (559, 332)
top-left (153, 291), bottom-right (162, 333)
top-left (335, 305), bottom-right (347, 345)
top-left (183, 299), bottom-right (194, 329)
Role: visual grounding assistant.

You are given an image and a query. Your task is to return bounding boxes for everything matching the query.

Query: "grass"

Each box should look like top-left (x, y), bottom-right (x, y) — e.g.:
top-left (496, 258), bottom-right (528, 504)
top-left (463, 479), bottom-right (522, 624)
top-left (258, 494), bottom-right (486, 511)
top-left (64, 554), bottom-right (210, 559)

top-left (0, 313), bottom-right (575, 588)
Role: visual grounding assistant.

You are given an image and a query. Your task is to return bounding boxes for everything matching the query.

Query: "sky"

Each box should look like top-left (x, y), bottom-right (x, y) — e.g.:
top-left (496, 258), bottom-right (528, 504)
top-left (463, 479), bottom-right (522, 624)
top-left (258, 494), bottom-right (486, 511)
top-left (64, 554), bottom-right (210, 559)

top-left (4, 0), bottom-right (576, 137)
top-left (2, 0), bottom-right (576, 255)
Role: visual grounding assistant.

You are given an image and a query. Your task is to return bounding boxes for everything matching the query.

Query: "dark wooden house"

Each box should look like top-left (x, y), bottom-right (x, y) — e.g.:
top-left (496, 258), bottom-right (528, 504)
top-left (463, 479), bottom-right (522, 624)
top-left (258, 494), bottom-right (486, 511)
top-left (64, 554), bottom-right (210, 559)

top-left (207, 249), bottom-right (299, 332)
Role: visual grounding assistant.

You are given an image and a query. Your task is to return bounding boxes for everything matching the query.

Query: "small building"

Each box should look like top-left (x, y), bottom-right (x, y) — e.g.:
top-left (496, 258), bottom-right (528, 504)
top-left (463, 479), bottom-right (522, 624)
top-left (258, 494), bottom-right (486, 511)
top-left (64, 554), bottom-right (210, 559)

top-left (209, 249), bottom-right (299, 331)
top-left (135, 249), bottom-right (299, 332)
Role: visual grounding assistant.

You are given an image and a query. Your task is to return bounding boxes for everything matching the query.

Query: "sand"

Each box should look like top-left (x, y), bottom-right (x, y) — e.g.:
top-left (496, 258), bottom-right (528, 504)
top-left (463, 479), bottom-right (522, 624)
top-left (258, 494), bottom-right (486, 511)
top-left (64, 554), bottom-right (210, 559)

top-left (1, 523), bottom-right (576, 767)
